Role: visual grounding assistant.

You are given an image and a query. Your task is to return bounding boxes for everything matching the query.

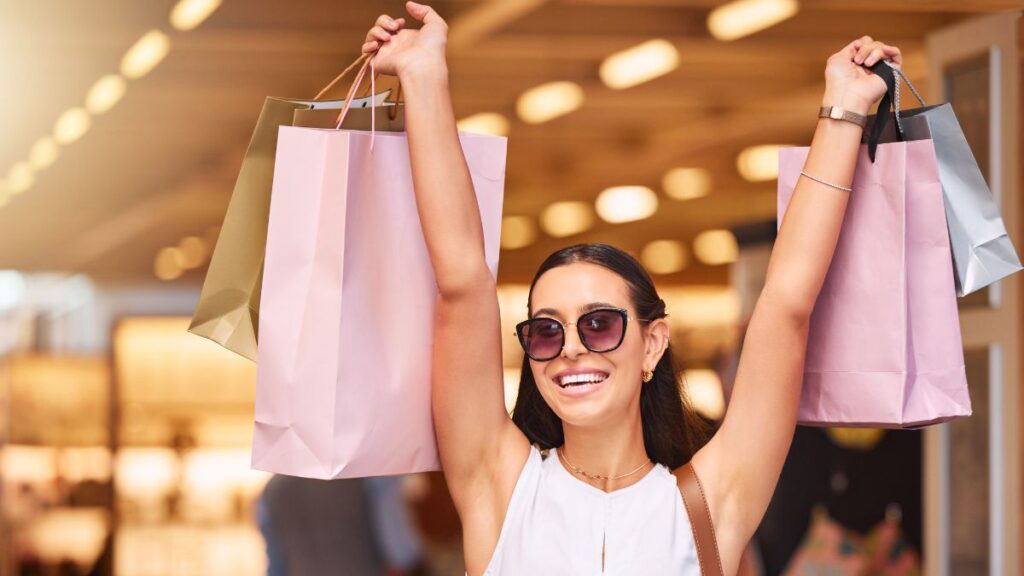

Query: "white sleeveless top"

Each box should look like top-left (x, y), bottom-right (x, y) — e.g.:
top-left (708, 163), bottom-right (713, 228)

top-left (481, 445), bottom-right (701, 575)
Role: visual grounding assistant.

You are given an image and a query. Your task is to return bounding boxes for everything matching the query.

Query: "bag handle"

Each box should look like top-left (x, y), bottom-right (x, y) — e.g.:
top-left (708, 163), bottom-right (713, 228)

top-left (313, 54), bottom-right (403, 127)
top-left (313, 53), bottom-right (370, 101)
top-left (382, 76), bottom-right (403, 121)
top-left (675, 462), bottom-right (724, 576)
top-left (335, 57), bottom-right (374, 130)
top-left (330, 55), bottom-right (390, 150)
top-left (866, 60), bottom-right (928, 163)
top-left (358, 69), bottom-right (404, 122)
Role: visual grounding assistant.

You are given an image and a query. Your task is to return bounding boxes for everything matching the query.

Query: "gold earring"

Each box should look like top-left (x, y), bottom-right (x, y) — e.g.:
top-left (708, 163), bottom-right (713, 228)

top-left (642, 370), bottom-right (654, 383)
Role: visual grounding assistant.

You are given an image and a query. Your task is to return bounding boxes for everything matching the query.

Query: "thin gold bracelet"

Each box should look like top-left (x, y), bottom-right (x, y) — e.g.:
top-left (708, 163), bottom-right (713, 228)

top-left (799, 170), bottom-right (853, 193)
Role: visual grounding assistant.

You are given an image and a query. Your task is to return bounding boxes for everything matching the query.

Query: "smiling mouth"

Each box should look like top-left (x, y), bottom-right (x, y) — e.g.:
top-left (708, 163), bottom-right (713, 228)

top-left (556, 372), bottom-right (609, 388)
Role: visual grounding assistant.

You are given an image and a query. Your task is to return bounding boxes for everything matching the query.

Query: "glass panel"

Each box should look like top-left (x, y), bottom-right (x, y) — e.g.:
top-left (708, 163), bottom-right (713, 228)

top-left (944, 54), bottom-right (992, 309)
top-left (949, 347), bottom-right (990, 574)
top-left (6, 356), bottom-right (110, 446)
top-left (113, 317), bottom-right (256, 447)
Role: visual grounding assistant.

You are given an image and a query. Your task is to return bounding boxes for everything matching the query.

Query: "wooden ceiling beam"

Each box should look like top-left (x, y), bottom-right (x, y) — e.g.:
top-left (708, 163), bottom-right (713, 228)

top-left (174, 27), bottom-right (347, 54)
top-left (511, 4), bottom-right (707, 37)
top-left (559, 0), bottom-right (1019, 11)
top-left (174, 0), bottom-right (553, 57)
top-left (805, 0), bottom-right (1022, 10)
top-left (447, 0), bottom-right (553, 52)
top-left (462, 35), bottom-right (924, 62)
top-left (449, 57), bottom-right (824, 83)
top-left (508, 3), bottom-right (957, 38)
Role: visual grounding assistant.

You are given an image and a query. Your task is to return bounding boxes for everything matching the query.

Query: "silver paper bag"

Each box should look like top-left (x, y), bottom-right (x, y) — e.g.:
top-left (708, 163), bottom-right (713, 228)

top-left (864, 61), bottom-right (1022, 297)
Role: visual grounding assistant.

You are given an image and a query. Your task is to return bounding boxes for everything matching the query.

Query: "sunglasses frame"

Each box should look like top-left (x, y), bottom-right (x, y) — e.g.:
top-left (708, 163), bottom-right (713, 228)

top-left (514, 307), bottom-right (646, 362)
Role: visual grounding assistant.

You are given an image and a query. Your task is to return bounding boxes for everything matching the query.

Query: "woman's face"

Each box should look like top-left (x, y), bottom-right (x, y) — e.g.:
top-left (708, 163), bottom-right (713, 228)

top-left (527, 262), bottom-right (669, 428)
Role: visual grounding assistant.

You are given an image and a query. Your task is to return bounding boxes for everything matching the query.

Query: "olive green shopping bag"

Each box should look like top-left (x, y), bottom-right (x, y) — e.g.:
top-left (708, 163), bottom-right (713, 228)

top-left (189, 56), bottom-right (404, 360)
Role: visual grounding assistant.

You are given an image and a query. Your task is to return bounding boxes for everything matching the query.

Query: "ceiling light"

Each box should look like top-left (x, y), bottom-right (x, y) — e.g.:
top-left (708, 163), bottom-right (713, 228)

top-left (641, 240), bottom-right (688, 275)
top-left (53, 108), bottom-right (91, 145)
top-left (29, 138), bottom-right (60, 170)
top-left (707, 0), bottom-right (799, 41)
top-left (693, 230), bottom-right (739, 265)
top-left (457, 112), bottom-right (510, 136)
top-left (599, 39), bottom-right (680, 90)
top-left (736, 144), bottom-right (784, 182)
top-left (662, 167), bottom-right (712, 201)
top-left (177, 236), bottom-right (208, 269)
top-left (85, 75), bottom-right (127, 115)
top-left (540, 201), bottom-right (595, 237)
top-left (154, 247), bottom-right (185, 281)
top-left (516, 81), bottom-right (584, 124)
top-left (595, 186), bottom-right (658, 224)
top-left (683, 369), bottom-right (725, 420)
top-left (170, 0), bottom-right (222, 31)
top-left (7, 162), bottom-right (35, 194)
top-left (500, 216), bottom-right (537, 249)
top-left (121, 30), bottom-right (171, 79)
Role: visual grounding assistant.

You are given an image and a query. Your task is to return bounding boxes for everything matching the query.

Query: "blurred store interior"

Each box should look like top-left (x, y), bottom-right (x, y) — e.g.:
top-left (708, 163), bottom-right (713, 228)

top-left (0, 1), bottom-right (1021, 575)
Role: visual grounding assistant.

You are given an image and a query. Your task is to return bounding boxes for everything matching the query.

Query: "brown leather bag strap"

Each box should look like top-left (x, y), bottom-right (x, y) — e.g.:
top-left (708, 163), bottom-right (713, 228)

top-left (675, 462), bottom-right (724, 576)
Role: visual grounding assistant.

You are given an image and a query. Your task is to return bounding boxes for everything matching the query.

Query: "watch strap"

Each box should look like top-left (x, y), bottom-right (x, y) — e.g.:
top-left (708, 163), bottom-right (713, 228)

top-left (819, 105), bottom-right (867, 127)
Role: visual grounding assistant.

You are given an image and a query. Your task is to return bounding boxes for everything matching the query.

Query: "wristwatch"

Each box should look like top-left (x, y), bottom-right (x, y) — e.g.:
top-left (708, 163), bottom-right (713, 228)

top-left (819, 105), bottom-right (867, 127)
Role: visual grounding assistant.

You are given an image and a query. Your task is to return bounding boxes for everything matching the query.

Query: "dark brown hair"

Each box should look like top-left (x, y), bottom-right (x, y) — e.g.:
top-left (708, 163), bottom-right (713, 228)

top-left (511, 243), bottom-right (710, 469)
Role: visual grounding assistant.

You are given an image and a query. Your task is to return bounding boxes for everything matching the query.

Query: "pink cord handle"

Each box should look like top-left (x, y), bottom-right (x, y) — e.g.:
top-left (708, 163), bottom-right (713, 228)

top-left (335, 57), bottom-right (377, 151)
top-left (313, 53), bottom-right (369, 101)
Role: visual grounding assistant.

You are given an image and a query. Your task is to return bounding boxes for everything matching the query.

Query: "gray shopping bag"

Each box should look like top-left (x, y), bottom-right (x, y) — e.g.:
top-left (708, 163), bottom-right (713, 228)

top-left (864, 60), bottom-right (1022, 297)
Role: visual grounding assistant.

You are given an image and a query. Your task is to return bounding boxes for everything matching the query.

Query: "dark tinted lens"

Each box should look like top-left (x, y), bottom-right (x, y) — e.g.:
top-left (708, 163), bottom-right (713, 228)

top-left (522, 318), bottom-right (564, 360)
top-left (578, 309), bottom-right (625, 352)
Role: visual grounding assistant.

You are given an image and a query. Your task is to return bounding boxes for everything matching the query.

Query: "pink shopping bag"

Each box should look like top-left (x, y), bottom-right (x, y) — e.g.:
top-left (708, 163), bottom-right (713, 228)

top-left (778, 139), bottom-right (970, 428)
top-left (253, 125), bottom-right (506, 478)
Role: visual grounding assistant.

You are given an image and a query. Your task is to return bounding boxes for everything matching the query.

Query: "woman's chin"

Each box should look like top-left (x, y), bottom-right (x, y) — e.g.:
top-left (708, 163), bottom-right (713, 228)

top-left (547, 383), bottom-right (614, 426)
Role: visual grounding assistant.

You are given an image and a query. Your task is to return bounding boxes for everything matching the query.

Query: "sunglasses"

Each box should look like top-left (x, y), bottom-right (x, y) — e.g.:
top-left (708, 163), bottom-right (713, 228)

top-left (514, 307), bottom-right (647, 362)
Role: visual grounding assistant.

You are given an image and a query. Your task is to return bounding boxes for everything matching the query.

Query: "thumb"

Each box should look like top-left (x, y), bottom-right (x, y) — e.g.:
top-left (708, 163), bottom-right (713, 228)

top-left (406, 1), bottom-right (444, 25)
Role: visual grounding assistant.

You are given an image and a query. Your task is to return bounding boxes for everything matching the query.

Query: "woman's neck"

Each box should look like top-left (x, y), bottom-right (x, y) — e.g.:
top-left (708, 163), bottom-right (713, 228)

top-left (559, 410), bottom-right (652, 493)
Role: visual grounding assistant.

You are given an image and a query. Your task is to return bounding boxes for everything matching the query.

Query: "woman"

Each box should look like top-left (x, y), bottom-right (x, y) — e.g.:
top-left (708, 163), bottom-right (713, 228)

top-left (362, 3), bottom-right (902, 574)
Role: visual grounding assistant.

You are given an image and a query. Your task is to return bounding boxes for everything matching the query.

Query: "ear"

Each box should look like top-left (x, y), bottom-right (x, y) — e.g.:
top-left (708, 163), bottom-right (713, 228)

top-left (642, 318), bottom-right (671, 372)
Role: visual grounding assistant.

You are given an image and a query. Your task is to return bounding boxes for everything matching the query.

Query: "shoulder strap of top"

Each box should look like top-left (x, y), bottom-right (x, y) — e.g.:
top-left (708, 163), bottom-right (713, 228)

top-left (674, 462), bottom-right (724, 576)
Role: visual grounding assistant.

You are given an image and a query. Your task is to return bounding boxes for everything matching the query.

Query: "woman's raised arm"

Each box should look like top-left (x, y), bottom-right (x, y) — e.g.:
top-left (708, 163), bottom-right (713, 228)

top-left (689, 37), bottom-right (902, 574)
top-left (362, 2), bottom-right (529, 519)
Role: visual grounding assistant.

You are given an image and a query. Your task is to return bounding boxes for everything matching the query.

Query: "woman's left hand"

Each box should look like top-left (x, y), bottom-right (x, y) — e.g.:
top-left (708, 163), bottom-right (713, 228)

top-left (362, 1), bottom-right (448, 78)
top-left (823, 36), bottom-right (903, 114)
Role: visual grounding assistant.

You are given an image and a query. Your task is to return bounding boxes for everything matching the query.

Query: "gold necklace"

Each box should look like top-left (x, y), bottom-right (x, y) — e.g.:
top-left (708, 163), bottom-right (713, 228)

top-left (558, 447), bottom-right (653, 482)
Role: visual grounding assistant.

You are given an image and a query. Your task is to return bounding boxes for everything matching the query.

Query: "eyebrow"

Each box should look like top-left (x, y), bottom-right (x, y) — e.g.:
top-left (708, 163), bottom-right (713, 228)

top-left (531, 301), bottom-right (620, 319)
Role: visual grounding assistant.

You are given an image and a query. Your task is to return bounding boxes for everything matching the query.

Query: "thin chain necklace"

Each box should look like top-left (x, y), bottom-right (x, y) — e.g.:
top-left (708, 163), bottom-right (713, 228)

top-left (558, 447), bottom-right (653, 482)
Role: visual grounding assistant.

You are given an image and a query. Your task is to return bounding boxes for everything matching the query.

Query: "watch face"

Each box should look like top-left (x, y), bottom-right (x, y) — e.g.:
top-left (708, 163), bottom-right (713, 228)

top-left (830, 107), bottom-right (844, 120)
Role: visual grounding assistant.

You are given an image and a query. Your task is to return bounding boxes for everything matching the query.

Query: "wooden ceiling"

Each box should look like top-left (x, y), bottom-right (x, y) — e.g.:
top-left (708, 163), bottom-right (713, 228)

top-left (0, 0), bottom-right (1017, 285)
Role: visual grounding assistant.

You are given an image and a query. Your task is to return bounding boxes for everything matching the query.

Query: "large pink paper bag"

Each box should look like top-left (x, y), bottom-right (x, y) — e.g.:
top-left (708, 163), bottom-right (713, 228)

top-left (778, 139), bottom-right (970, 428)
top-left (254, 126), bottom-right (506, 478)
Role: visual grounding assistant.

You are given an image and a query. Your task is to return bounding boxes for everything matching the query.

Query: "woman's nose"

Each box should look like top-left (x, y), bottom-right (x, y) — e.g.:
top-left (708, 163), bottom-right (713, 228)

top-left (561, 326), bottom-right (587, 359)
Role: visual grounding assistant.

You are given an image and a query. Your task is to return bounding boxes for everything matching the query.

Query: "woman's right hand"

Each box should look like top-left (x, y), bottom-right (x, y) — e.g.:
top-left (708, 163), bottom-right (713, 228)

top-left (362, 1), bottom-right (448, 78)
top-left (822, 36), bottom-right (902, 115)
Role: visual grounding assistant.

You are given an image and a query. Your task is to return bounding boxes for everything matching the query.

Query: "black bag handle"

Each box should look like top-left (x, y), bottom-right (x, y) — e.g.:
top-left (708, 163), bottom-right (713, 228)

top-left (866, 60), bottom-right (899, 163)
top-left (866, 60), bottom-right (928, 163)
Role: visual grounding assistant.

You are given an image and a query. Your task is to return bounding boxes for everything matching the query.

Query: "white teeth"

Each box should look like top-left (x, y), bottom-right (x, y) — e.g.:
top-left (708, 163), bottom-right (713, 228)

top-left (558, 373), bottom-right (608, 387)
